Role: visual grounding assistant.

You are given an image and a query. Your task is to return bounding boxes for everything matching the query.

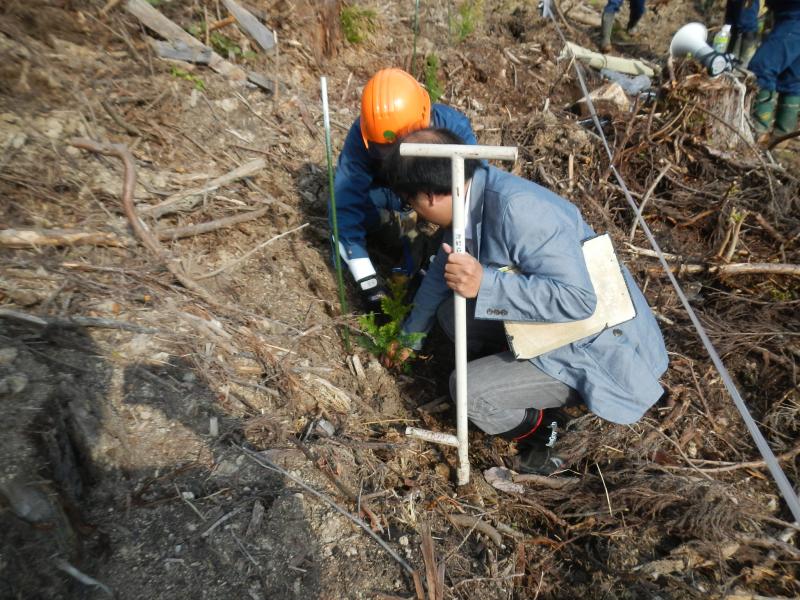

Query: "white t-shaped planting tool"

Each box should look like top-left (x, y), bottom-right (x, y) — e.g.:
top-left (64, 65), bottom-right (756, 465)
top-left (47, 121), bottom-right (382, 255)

top-left (400, 142), bottom-right (518, 486)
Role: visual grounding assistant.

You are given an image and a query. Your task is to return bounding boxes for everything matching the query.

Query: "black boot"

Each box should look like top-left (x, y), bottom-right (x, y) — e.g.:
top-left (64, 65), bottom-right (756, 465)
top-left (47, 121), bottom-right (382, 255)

top-left (500, 409), bottom-right (569, 475)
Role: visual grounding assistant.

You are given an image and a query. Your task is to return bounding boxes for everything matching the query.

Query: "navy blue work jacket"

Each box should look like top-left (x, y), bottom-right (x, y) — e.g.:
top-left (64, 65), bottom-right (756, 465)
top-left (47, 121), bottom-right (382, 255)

top-left (331, 104), bottom-right (477, 263)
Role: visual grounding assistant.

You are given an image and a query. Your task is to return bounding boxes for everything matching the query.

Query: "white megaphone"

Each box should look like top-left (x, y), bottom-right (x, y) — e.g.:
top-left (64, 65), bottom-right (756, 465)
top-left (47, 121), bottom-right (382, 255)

top-left (670, 22), bottom-right (730, 77)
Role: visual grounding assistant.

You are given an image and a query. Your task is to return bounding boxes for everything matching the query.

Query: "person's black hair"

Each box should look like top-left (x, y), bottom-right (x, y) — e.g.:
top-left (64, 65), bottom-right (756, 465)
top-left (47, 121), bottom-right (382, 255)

top-left (382, 128), bottom-right (480, 196)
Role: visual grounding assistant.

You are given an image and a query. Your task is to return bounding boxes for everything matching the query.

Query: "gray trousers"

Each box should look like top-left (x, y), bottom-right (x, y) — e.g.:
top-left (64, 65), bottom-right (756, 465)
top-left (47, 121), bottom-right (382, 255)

top-left (437, 298), bottom-right (580, 435)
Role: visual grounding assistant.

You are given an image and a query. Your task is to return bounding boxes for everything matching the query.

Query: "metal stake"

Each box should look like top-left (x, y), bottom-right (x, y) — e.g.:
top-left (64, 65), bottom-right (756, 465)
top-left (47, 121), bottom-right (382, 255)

top-left (400, 143), bottom-right (517, 485)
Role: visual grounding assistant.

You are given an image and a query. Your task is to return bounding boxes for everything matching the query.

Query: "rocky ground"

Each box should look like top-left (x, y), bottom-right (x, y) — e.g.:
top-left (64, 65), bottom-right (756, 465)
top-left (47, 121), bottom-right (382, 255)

top-left (1, 1), bottom-right (799, 599)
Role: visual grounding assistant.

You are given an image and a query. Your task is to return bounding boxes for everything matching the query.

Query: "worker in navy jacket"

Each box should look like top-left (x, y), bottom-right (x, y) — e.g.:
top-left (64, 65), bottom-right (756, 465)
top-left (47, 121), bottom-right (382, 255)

top-left (383, 128), bottom-right (669, 474)
top-left (332, 68), bottom-right (477, 312)
top-left (749, 0), bottom-right (800, 134)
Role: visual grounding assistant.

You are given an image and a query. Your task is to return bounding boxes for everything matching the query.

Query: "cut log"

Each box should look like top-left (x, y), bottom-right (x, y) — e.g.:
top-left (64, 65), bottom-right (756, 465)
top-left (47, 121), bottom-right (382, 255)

top-left (222, 0), bottom-right (275, 51)
top-left (125, 0), bottom-right (247, 82)
top-left (559, 42), bottom-right (656, 77)
top-left (149, 39), bottom-right (212, 64)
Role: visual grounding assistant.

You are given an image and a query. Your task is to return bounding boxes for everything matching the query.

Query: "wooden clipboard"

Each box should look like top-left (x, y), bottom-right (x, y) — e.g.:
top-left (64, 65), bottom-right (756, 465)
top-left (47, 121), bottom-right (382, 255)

top-left (503, 234), bottom-right (636, 359)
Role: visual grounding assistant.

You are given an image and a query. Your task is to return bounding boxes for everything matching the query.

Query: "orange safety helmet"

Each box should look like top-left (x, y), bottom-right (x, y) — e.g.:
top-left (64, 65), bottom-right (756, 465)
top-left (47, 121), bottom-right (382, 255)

top-left (360, 68), bottom-right (432, 149)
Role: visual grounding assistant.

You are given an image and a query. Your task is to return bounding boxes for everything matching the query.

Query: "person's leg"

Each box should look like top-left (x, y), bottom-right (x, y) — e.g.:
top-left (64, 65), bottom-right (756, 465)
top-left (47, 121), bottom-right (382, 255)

top-left (450, 351), bottom-right (580, 474)
top-left (775, 19), bottom-right (800, 134)
top-left (600, 0), bottom-right (623, 51)
top-left (450, 351), bottom-right (580, 435)
top-left (750, 17), bottom-right (800, 133)
top-left (739, 0), bottom-right (760, 33)
top-left (626, 0), bottom-right (646, 32)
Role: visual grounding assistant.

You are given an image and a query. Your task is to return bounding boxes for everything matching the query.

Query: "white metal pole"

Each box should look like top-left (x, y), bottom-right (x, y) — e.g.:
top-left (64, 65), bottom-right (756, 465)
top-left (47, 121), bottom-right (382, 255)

top-left (451, 154), bottom-right (469, 485)
top-left (399, 142), bottom-right (517, 486)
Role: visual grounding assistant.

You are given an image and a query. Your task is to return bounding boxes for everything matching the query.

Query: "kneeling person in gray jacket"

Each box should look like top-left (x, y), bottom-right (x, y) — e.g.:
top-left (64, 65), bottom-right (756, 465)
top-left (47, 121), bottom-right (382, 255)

top-left (383, 128), bottom-right (669, 474)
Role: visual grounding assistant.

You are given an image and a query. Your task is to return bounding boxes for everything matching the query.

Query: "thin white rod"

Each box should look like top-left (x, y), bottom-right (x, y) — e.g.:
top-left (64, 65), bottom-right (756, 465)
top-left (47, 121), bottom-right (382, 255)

top-left (406, 427), bottom-right (459, 447)
top-left (400, 143), bottom-right (517, 161)
top-left (451, 155), bottom-right (469, 486)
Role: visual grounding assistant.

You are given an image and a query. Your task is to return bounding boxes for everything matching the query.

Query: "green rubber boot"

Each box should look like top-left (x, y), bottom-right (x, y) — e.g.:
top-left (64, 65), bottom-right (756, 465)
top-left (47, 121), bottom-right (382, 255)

top-left (775, 94), bottom-right (800, 135)
top-left (752, 89), bottom-right (778, 134)
top-left (599, 11), bottom-right (614, 53)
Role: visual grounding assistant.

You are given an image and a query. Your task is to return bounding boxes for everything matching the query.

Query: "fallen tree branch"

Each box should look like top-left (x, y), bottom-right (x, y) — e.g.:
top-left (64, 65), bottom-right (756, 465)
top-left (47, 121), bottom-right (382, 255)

top-left (626, 244), bottom-right (800, 278)
top-left (3, 207), bottom-right (272, 248)
top-left (141, 158), bottom-right (266, 218)
top-left (68, 137), bottom-right (219, 305)
top-left (678, 444), bottom-right (800, 473)
top-left (513, 473), bottom-right (580, 488)
top-left (0, 228), bottom-right (128, 248)
top-left (55, 559), bottom-right (113, 597)
top-left (100, 99), bottom-right (142, 137)
top-left (156, 206), bottom-right (269, 240)
top-left (0, 308), bottom-right (158, 333)
top-left (447, 514), bottom-right (503, 547)
top-left (767, 128), bottom-right (800, 150)
top-left (628, 163), bottom-right (670, 241)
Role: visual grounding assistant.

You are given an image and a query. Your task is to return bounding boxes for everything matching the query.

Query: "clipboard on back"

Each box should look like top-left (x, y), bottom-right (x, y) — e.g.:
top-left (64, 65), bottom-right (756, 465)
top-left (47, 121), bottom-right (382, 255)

top-left (503, 234), bottom-right (636, 359)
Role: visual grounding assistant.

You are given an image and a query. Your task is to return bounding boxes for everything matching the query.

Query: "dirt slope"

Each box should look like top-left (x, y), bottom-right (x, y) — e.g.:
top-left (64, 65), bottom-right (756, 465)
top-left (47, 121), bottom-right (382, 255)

top-left (1, 1), bottom-right (798, 599)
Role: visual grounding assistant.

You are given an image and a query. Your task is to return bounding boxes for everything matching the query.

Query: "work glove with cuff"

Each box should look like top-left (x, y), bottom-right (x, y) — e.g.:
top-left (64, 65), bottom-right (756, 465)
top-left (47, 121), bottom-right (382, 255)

top-left (357, 274), bottom-right (388, 314)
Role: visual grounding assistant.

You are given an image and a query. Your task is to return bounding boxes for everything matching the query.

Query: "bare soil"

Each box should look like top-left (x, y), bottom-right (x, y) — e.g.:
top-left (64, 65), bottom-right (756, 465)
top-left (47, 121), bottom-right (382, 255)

top-left (1, 1), bottom-right (798, 599)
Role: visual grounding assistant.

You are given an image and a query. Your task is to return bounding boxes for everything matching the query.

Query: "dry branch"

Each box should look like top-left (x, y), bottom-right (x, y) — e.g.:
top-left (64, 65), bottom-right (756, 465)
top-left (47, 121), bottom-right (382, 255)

top-left (68, 137), bottom-right (218, 305)
top-left (626, 245), bottom-right (800, 278)
top-left (156, 206), bottom-right (269, 240)
top-left (447, 514), bottom-right (503, 547)
top-left (0, 228), bottom-right (128, 248)
top-left (141, 159), bottom-right (266, 218)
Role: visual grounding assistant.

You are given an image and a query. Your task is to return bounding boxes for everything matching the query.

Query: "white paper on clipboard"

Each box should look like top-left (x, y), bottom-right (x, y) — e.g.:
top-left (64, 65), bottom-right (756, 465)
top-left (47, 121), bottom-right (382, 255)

top-left (503, 234), bottom-right (636, 359)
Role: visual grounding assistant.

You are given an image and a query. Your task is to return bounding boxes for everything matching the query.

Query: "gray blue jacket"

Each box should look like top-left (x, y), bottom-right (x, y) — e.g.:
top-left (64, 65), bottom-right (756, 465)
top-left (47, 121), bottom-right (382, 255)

top-left (404, 166), bottom-right (669, 425)
top-left (332, 104), bottom-right (477, 262)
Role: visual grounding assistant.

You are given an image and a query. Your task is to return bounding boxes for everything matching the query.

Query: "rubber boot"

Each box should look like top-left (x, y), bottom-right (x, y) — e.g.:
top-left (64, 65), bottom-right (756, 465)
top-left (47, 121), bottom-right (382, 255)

top-left (599, 11), bottom-right (615, 53)
top-left (626, 13), bottom-right (643, 35)
top-left (498, 407), bottom-right (544, 442)
top-left (738, 31), bottom-right (758, 68)
top-left (500, 409), bottom-right (569, 475)
top-left (774, 94), bottom-right (800, 135)
top-left (752, 89), bottom-right (778, 134)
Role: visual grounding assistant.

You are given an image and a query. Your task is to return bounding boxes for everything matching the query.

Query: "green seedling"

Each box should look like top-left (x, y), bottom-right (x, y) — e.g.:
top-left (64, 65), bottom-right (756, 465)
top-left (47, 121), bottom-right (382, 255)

top-left (449, 0), bottom-right (481, 43)
top-left (187, 23), bottom-right (255, 61)
top-left (210, 32), bottom-right (255, 59)
top-left (341, 5), bottom-right (377, 44)
top-left (170, 66), bottom-right (206, 91)
top-left (357, 279), bottom-right (424, 373)
top-left (424, 54), bottom-right (444, 104)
